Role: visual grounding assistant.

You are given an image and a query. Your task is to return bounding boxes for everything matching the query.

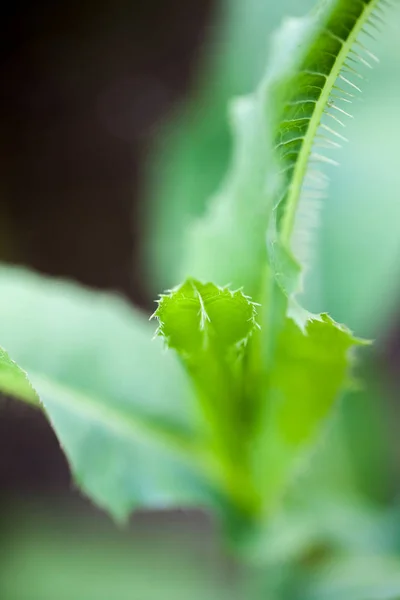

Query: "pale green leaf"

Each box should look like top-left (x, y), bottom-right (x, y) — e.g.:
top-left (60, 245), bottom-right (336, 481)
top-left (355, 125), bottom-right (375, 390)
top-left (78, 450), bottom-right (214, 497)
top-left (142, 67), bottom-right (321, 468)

top-left (144, 0), bottom-right (311, 292)
top-left (180, 94), bottom-right (274, 299)
top-left (0, 266), bottom-right (216, 520)
top-left (301, 557), bottom-right (400, 600)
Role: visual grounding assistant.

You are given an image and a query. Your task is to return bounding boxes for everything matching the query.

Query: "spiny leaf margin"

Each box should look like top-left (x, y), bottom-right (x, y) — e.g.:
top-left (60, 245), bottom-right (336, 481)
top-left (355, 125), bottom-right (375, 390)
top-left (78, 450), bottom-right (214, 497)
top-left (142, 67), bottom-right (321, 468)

top-left (153, 279), bottom-right (259, 356)
top-left (274, 0), bottom-right (387, 247)
top-left (182, 0), bottom-right (390, 303)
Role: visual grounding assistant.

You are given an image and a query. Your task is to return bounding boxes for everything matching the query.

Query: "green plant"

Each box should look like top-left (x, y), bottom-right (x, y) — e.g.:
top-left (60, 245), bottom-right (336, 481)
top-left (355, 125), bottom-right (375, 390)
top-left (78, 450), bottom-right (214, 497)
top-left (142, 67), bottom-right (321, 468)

top-left (0, 0), bottom-right (397, 566)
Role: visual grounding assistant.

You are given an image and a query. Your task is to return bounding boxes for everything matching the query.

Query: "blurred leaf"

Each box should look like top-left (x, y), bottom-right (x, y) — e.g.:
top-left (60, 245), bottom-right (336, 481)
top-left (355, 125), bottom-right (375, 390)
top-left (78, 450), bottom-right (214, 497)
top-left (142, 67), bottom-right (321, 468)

top-left (180, 93), bottom-right (274, 299)
top-left (283, 374), bottom-right (394, 511)
top-left (300, 557), bottom-right (400, 600)
top-left (238, 491), bottom-right (398, 568)
top-left (302, 1), bottom-right (400, 337)
top-left (318, 99), bottom-right (400, 337)
top-left (0, 266), bottom-right (216, 520)
top-left (0, 505), bottom-right (235, 600)
top-left (144, 0), bottom-right (315, 292)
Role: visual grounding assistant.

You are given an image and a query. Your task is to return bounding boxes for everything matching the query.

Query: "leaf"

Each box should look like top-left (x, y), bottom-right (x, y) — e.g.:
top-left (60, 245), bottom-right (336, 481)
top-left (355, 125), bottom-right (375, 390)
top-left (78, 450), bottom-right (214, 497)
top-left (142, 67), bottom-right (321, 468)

top-left (183, 0), bottom-right (387, 300)
top-left (0, 266), bottom-right (217, 520)
top-left (0, 506), bottom-right (233, 600)
top-left (235, 488), bottom-right (397, 569)
top-left (1, 0), bottom-right (390, 528)
top-left (145, 0), bottom-right (399, 528)
top-left (0, 346), bottom-right (38, 406)
top-left (168, 0), bottom-right (383, 517)
top-left (180, 94), bottom-right (275, 299)
top-left (143, 0), bottom-right (298, 293)
top-left (255, 308), bottom-right (365, 508)
top-left (152, 279), bottom-right (362, 521)
top-left (153, 279), bottom-right (261, 516)
top-left (287, 1), bottom-right (400, 535)
top-left (300, 557), bottom-right (400, 600)
top-left (314, 79), bottom-right (400, 337)
top-left (154, 279), bottom-right (258, 355)
top-left (272, 0), bottom-right (383, 241)
top-left (273, 313), bottom-right (361, 444)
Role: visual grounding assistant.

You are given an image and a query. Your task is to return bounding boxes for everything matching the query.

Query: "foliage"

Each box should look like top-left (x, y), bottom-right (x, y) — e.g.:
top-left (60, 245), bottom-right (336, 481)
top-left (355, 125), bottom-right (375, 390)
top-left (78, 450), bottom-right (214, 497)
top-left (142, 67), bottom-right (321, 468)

top-left (0, 3), bottom-right (399, 590)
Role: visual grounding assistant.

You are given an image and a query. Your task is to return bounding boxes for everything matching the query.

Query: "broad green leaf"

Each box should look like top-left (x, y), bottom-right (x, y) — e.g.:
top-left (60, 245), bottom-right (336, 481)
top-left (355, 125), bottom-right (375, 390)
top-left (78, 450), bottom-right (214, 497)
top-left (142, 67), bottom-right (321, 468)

top-left (0, 267), bottom-right (197, 433)
top-left (0, 266), bottom-right (218, 520)
top-left (273, 313), bottom-right (361, 444)
top-left (255, 310), bottom-right (365, 508)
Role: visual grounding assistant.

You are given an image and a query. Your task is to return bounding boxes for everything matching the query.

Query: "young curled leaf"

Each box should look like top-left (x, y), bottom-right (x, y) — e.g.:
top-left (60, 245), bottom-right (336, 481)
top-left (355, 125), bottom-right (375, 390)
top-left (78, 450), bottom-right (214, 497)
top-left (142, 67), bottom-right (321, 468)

top-left (153, 279), bottom-right (259, 355)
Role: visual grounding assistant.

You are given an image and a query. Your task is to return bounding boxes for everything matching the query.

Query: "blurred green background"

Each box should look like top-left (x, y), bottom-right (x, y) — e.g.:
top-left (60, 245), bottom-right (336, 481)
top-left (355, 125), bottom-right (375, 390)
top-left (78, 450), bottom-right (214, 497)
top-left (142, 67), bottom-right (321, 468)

top-left (1, 0), bottom-right (400, 598)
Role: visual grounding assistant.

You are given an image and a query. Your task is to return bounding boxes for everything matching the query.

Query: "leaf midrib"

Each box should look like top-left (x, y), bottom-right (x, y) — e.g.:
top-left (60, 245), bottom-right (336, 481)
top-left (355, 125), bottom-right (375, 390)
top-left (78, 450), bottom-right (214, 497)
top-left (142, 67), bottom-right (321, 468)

top-left (281, 0), bottom-right (379, 243)
top-left (23, 370), bottom-right (215, 474)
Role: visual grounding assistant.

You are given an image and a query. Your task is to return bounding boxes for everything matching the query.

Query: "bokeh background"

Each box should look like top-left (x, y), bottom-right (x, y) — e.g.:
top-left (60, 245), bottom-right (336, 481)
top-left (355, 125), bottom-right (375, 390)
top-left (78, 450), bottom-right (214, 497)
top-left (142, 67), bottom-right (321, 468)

top-left (1, 0), bottom-right (400, 598)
